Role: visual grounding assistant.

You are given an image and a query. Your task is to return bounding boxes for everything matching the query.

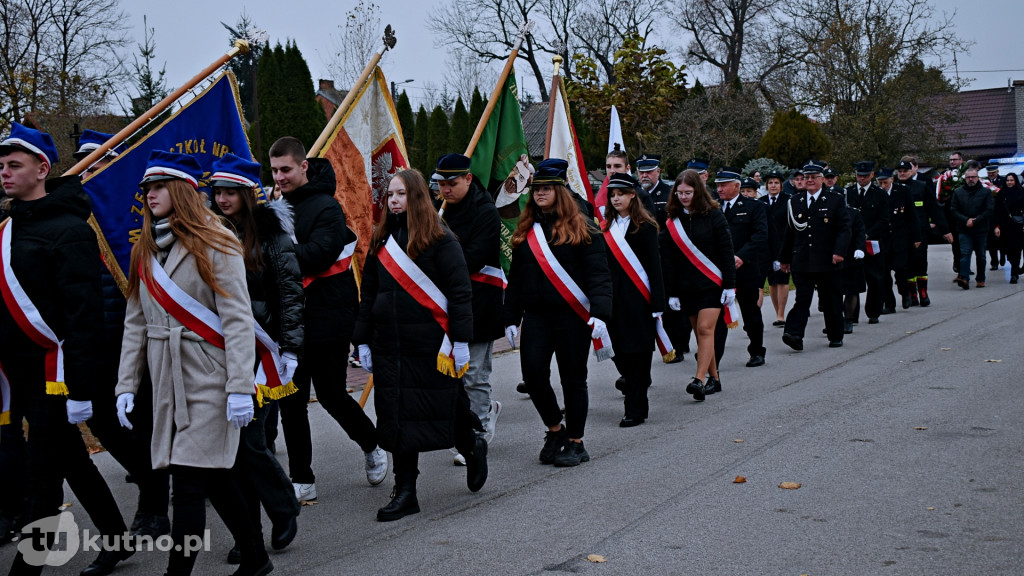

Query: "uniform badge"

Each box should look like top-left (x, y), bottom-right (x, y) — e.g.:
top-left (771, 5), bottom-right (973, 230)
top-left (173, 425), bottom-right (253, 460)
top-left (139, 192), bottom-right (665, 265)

top-left (798, 213), bottom-right (803, 218)
top-left (824, 217), bottom-right (829, 223)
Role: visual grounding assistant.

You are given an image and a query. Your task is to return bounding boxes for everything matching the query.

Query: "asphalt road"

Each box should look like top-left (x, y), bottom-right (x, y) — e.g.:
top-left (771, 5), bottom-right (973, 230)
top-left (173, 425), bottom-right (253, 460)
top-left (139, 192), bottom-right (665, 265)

top-left (4, 244), bottom-right (1022, 575)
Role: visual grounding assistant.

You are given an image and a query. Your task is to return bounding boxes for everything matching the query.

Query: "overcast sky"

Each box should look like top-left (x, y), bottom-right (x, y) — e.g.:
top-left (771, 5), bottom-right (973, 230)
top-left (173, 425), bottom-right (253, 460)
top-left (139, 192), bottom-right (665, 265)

top-left (128, 0), bottom-right (1024, 108)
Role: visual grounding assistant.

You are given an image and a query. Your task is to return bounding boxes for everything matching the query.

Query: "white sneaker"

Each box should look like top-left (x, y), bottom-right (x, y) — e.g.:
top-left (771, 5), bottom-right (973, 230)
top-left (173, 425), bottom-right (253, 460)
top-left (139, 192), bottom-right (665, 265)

top-left (293, 482), bottom-right (317, 502)
top-left (482, 400), bottom-right (502, 445)
top-left (365, 447), bottom-right (388, 485)
top-left (452, 450), bottom-right (466, 466)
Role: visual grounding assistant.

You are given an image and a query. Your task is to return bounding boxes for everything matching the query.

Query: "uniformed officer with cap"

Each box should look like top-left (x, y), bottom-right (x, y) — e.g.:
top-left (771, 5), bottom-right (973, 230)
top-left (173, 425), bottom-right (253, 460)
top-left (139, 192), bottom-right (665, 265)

top-left (783, 168), bottom-right (805, 196)
top-left (637, 154), bottom-right (671, 227)
top-left (73, 129), bottom-right (125, 177)
top-left (985, 164), bottom-right (1005, 189)
top-left (877, 167), bottom-right (921, 310)
top-left (740, 177), bottom-right (760, 199)
top-left (897, 157), bottom-right (950, 306)
top-left (845, 161), bottom-right (890, 323)
top-left (687, 158), bottom-right (710, 184)
top-left (823, 166), bottom-right (843, 195)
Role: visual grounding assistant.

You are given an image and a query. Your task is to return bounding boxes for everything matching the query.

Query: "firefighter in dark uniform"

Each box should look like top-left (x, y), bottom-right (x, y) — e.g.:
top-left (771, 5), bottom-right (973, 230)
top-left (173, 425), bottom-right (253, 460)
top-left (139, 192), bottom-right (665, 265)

top-left (898, 157), bottom-right (951, 306)
top-left (984, 164), bottom-right (1004, 270)
top-left (823, 166), bottom-right (844, 195)
top-left (637, 154), bottom-right (671, 228)
top-left (759, 170), bottom-right (791, 327)
top-left (844, 161), bottom-right (890, 324)
top-left (878, 168), bottom-right (921, 310)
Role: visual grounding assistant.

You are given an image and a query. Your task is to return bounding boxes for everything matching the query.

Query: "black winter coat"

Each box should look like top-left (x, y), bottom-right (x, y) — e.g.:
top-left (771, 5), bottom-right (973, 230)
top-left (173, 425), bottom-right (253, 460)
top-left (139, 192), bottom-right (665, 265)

top-left (951, 182), bottom-right (995, 233)
top-left (781, 189), bottom-right (852, 274)
top-left (244, 201), bottom-right (304, 355)
top-left (436, 179), bottom-right (504, 342)
top-left (604, 218), bottom-right (664, 354)
top-left (285, 158), bottom-right (359, 343)
top-left (503, 211), bottom-right (612, 327)
top-left (0, 177), bottom-right (103, 402)
top-left (660, 209), bottom-right (736, 296)
top-left (759, 192), bottom-right (790, 262)
top-left (995, 185), bottom-right (1024, 241)
top-left (647, 180), bottom-right (673, 228)
top-left (842, 207), bottom-right (867, 295)
top-left (901, 177), bottom-right (948, 237)
top-left (886, 182), bottom-right (922, 267)
top-left (353, 214), bottom-right (472, 453)
top-left (845, 183), bottom-right (890, 245)
top-left (722, 196), bottom-right (769, 284)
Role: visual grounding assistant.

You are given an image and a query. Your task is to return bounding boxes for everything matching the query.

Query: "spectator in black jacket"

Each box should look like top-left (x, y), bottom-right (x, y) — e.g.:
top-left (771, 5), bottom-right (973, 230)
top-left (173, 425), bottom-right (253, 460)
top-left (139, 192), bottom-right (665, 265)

top-left (994, 172), bottom-right (1024, 283)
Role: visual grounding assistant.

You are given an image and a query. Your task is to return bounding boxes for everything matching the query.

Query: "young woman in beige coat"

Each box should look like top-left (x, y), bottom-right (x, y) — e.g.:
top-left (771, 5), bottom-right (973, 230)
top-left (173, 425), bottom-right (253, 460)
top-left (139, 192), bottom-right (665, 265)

top-left (114, 151), bottom-right (271, 576)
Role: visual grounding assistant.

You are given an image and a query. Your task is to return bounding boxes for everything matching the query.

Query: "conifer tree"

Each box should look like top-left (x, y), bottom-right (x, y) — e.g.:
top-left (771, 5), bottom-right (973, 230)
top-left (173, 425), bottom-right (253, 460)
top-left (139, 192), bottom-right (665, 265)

top-left (426, 105), bottom-right (450, 171)
top-left (396, 91), bottom-right (415, 154)
top-left (448, 97), bottom-right (471, 154)
top-left (413, 105), bottom-right (430, 172)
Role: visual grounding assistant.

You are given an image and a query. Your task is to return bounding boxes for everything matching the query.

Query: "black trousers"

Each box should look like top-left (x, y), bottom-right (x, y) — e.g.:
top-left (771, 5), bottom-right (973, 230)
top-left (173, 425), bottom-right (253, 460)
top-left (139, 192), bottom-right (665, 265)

top-left (520, 310), bottom-right (591, 439)
top-left (944, 204), bottom-right (960, 272)
top-left (910, 239), bottom-right (930, 278)
top-left (884, 250), bottom-right (910, 308)
top-left (713, 281), bottom-right (765, 364)
top-left (8, 395), bottom-right (127, 576)
top-left (662, 309), bottom-right (692, 354)
top-left (278, 339), bottom-right (378, 484)
top-left (611, 351), bottom-right (653, 420)
top-left (785, 269), bottom-right (845, 342)
top-left (233, 401), bottom-right (299, 539)
top-left (863, 254), bottom-right (886, 319)
top-left (0, 421), bottom-right (26, 522)
top-left (170, 465), bottom-right (260, 576)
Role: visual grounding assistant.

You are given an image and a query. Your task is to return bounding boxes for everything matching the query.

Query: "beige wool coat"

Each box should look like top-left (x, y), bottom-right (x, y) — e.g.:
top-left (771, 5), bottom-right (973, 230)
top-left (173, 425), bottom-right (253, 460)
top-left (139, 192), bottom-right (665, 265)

top-left (116, 239), bottom-right (256, 469)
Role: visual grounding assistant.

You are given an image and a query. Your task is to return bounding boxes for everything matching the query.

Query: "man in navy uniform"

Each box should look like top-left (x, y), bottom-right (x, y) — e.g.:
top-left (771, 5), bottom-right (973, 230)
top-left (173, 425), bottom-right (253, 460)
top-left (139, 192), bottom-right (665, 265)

top-left (637, 154), bottom-right (671, 227)
top-left (878, 167), bottom-right (920, 310)
top-left (845, 161), bottom-right (890, 323)
top-left (898, 157), bottom-right (951, 306)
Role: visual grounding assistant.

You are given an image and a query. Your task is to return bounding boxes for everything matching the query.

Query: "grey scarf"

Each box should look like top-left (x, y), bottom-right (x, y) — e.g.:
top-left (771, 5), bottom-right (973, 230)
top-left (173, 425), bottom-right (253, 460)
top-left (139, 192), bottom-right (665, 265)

top-left (153, 218), bottom-right (175, 263)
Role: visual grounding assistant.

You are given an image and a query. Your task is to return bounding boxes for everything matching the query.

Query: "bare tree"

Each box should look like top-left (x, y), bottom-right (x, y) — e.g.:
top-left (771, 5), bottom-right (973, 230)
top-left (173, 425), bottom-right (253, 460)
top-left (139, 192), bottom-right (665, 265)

top-left (661, 81), bottom-right (767, 168)
top-left (574, 0), bottom-right (659, 84)
top-left (324, 0), bottom-right (381, 90)
top-left (446, 53), bottom-right (500, 102)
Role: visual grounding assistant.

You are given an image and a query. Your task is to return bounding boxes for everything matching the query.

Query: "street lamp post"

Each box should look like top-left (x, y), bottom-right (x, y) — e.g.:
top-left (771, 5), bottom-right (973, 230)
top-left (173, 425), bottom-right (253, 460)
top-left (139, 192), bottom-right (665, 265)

top-left (391, 79), bottom-right (414, 103)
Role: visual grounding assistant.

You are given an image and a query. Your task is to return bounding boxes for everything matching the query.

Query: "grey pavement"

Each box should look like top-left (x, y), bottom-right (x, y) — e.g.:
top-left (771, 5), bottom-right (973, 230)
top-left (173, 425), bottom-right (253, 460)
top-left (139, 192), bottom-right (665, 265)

top-left (3, 244), bottom-right (1023, 575)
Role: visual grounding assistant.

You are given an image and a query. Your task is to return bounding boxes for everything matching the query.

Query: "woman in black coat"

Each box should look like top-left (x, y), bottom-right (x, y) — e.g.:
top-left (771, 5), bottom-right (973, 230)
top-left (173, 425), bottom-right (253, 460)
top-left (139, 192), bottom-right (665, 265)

top-left (601, 174), bottom-right (664, 427)
top-left (503, 165), bottom-right (612, 468)
top-left (211, 153), bottom-right (303, 559)
top-left (660, 169), bottom-right (736, 402)
top-left (994, 172), bottom-right (1024, 283)
top-left (354, 169), bottom-right (486, 522)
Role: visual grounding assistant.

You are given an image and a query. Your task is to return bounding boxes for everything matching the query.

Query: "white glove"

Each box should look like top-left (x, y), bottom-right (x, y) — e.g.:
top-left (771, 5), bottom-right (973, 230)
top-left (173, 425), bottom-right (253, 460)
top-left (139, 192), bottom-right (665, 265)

top-left (587, 317), bottom-right (608, 341)
top-left (721, 288), bottom-right (736, 306)
top-left (505, 325), bottom-right (518, 349)
top-left (854, 249), bottom-right (865, 260)
top-left (652, 311), bottom-right (663, 318)
top-left (668, 297), bottom-right (681, 311)
top-left (280, 352), bottom-right (299, 384)
top-left (358, 344), bottom-right (373, 373)
top-left (773, 260), bottom-right (781, 272)
top-left (453, 341), bottom-right (470, 372)
top-left (116, 393), bottom-right (135, 430)
top-left (66, 399), bottom-right (93, 425)
top-left (226, 393), bottom-right (254, 429)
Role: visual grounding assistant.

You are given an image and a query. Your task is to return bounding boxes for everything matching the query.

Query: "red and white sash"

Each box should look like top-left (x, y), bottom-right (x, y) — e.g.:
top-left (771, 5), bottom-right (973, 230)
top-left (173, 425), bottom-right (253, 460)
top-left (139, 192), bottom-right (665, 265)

top-left (866, 240), bottom-right (881, 255)
top-left (526, 222), bottom-right (614, 361)
top-left (666, 217), bottom-right (740, 328)
top-left (603, 224), bottom-right (675, 362)
top-left (0, 361), bottom-right (11, 425)
top-left (377, 235), bottom-right (468, 378)
top-left (142, 256), bottom-right (296, 401)
top-left (0, 220), bottom-right (67, 395)
top-left (302, 237), bottom-right (356, 288)
top-left (470, 265), bottom-right (507, 289)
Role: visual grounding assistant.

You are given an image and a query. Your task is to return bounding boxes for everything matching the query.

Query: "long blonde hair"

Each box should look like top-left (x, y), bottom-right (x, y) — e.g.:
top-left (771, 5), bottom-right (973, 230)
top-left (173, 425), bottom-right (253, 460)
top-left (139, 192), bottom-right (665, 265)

top-left (127, 179), bottom-right (242, 299)
top-left (512, 184), bottom-right (594, 247)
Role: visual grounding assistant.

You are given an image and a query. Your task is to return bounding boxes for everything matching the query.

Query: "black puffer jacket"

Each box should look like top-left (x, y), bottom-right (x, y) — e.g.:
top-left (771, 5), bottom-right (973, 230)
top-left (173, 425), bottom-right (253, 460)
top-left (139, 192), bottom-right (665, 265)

top-left (353, 213), bottom-right (473, 453)
top-left (660, 210), bottom-right (736, 296)
top-left (0, 177), bottom-right (104, 402)
top-left (285, 158), bottom-right (358, 343)
top-left (436, 179), bottom-right (504, 342)
top-left (503, 210), bottom-right (612, 327)
top-left (244, 200), bottom-right (304, 355)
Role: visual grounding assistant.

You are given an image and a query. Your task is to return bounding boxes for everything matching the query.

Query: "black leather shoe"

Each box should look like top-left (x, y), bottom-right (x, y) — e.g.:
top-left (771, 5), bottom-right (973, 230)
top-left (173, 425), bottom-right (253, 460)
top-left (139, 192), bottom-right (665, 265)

top-left (868, 317), bottom-right (879, 324)
top-left (772, 320), bottom-right (786, 327)
top-left (685, 378), bottom-right (706, 402)
top-left (745, 355), bottom-right (765, 367)
top-left (377, 482), bottom-right (420, 522)
top-left (553, 441), bottom-right (590, 467)
top-left (131, 514), bottom-right (170, 539)
top-left (1012, 275), bottom-right (1019, 284)
top-left (466, 436), bottom-right (488, 492)
top-left (829, 340), bottom-right (843, 348)
top-left (902, 294), bottom-right (912, 309)
top-left (516, 381), bottom-right (529, 394)
top-left (704, 376), bottom-right (722, 395)
top-left (881, 306), bottom-right (896, 315)
top-left (539, 427), bottom-right (569, 464)
top-left (782, 333), bottom-right (803, 351)
top-left (619, 416), bottom-right (645, 428)
top-left (614, 377), bottom-right (626, 393)
top-left (80, 550), bottom-right (133, 576)
top-left (232, 547), bottom-right (273, 576)
top-left (227, 546), bottom-right (242, 565)
top-left (843, 321), bottom-right (853, 334)
top-left (956, 276), bottom-right (969, 290)
top-left (270, 514), bottom-right (298, 550)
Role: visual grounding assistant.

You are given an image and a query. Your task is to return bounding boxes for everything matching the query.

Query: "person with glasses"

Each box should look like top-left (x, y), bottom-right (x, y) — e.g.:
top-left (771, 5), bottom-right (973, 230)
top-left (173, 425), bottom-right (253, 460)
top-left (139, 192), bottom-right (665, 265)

top-left (951, 167), bottom-right (995, 289)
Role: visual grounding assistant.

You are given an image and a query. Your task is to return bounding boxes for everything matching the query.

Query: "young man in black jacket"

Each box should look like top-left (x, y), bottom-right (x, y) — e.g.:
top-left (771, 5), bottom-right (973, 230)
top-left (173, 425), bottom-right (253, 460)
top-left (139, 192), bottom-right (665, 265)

top-left (269, 137), bottom-right (387, 502)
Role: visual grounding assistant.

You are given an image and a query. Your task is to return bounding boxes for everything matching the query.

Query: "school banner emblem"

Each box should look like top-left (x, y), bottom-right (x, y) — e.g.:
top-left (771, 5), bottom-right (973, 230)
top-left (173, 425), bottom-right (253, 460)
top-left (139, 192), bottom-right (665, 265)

top-left (83, 71), bottom-right (252, 290)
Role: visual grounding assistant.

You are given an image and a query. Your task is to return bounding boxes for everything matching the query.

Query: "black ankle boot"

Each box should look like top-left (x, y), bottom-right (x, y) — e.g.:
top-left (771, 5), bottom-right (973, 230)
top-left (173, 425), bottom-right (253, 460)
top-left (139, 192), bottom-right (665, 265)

top-left (377, 476), bottom-right (419, 522)
top-left (232, 542), bottom-right (272, 576)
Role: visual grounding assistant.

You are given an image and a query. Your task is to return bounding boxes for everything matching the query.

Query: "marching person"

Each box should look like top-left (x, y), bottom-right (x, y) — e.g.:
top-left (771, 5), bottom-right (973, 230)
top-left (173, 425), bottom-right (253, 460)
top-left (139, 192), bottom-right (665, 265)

top-left (601, 173), bottom-right (665, 427)
top-left (878, 168), bottom-right (920, 310)
top-left (0, 123), bottom-right (131, 576)
top-left (115, 150), bottom-right (270, 575)
top-left (268, 137), bottom-right (387, 502)
top-left (898, 157), bottom-right (951, 306)
top-left (661, 169), bottom-right (736, 400)
top-left (432, 153), bottom-right (503, 464)
top-left (780, 161), bottom-right (852, 350)
top-left (638, 154), bottom-right (672, 227)
top-left (841, 205), bottom-right (867, 334)
top-left (210, 153), bottom-right (301, 561)
top-left (503, 163), bottom-right (612, 467)
top-left (951, 166), bottom-right (994, 290)
top-left (354, 169), bottom-right (486, 521)
top-left (845, 161), bottom-right (890, 324)
top-left (760, 170), bottom-right (790, 327)
top-left (994, 172), bottom-right (1024, 284)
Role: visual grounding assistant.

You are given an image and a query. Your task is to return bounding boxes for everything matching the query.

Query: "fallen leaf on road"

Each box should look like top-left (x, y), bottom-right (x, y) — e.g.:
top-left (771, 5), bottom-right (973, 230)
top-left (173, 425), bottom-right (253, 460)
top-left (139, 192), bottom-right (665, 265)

top-left (927, 507), bottom-right (935, 511)
top-left (733, 439), bottom-right (744, 443)
top-left (940, 348), bottom-right (951, 351)
top-left (915, 426), bottom-right (928, 430)
top-left (779, 482), bottom-right (801, 490)
top-left (734, 476), bottom-right (747, 483)
top-left (905, 331), bottom-right (916, 334)
top-left (586, 554), bottom-right (606, 563)
top-left (985, 359), bottom-right (1002, 363)
top-left (60, 503), bottom-right (72, 509)
top-left (300, 500), bottom-right (318, 506)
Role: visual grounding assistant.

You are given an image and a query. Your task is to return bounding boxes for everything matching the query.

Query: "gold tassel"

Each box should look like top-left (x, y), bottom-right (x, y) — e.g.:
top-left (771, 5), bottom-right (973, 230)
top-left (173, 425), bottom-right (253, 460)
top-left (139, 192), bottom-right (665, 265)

top-left (436, 353), bottom-right (456, 377)
top-left (46, 381), bottom-right (69, 396)
top-left (455, 362), bottom-right (470, 378)
top-left (662, 350), bottom-right (677, 363)
top-left (258, 381), bottom-right (299, 402)
top-left (0, 411), bottom-right (9, 426)
top-left (727, 321), bottom-right (739, 329)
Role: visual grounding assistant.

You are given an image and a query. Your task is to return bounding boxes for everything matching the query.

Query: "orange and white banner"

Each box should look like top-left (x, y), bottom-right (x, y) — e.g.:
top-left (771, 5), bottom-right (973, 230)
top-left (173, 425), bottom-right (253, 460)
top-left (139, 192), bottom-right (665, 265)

top-left (546, 75), bottom-right (592, 208)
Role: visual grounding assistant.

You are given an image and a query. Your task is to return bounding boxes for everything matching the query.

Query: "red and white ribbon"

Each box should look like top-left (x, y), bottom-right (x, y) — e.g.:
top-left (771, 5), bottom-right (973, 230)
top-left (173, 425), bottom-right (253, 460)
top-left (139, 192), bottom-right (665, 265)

top-left (377, 235), bottom-right (466, 377)
top-left (603, 224), bottom-right (674, 361)
top-left (143, 256), bottom-right (293, 400)
top-left (526, 223), bottom-right (613, 360)
top-left (0, 220), bottom-right (66, 395)
top-left (667, 217), bottom-right (740, 328)
top-left (470, 265), bottom-right (507, 289)
top-left (303, 238), bottom-right (356, 288)
top-left (866, 240), bottom-right (881, 255)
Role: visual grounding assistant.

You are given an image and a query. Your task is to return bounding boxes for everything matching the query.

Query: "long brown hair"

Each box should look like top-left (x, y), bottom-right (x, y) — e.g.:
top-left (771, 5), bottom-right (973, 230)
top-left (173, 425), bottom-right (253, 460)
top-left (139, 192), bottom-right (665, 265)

top-left (666, 169), bottom-right (719, 218)
top-left (127, 179), bottom-right (243, 300)
top-left (511, 183), bottom-right (593, 247)
top-left (370, 169), bottom-right (445, 259)
top-left (601, 187), bottom-right (658, 233)
top-left (211, 185), bottom-right (263, 272)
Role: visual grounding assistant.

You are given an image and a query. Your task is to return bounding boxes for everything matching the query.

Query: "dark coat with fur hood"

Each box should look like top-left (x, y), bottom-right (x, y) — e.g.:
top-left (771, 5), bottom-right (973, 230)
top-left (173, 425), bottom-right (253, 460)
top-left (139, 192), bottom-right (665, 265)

top-left (244, 200), bottom-right (304, 355)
